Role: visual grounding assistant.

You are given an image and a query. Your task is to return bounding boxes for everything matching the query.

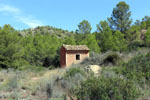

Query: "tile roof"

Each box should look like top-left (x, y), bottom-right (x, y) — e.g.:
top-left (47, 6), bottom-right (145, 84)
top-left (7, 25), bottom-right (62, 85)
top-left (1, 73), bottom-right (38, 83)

top-left (63, 44), bottom-right (90, 50)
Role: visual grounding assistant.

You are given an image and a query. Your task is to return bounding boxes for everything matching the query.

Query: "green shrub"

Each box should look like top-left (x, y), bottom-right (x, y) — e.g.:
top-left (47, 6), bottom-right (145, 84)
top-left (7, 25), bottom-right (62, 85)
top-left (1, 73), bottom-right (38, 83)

top-left (103, 52), bottom-right (122, 66)
top-left (64, 67), bottom-right (86, 78)
top-left (5, 75), bottom-right (18, 91)
top-left (75, 76), bottom-right (140, 100)
top-left (122, 52), bottom-right (150, 85)
top-left (127, 41), bottom-right (144, 51)
top-left (18, 65), bottom-right (46, 72)
top-left (81, 51), bottom-right (122, 66)
top-left (46, 67), bottom-right (87, 99)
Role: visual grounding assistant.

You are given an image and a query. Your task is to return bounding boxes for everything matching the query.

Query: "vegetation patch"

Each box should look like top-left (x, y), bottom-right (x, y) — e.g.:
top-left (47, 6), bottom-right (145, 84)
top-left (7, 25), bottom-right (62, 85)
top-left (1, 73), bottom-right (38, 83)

top-left (75, 76), bottom-right (140, 100)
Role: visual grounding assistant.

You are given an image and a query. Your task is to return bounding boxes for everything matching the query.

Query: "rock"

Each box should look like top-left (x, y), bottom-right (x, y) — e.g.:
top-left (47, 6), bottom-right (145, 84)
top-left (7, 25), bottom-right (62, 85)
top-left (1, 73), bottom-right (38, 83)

top-left (85, 65), bottom-right (101, 75)
top-left (32, 77), bottom-right (39, 80)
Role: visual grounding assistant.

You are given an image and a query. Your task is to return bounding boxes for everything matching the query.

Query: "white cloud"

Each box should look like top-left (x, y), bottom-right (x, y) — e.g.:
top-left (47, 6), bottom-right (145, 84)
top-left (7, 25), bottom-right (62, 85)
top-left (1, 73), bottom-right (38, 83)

top-left (0, 5), bottom-right (20, 14)
top-left (0, 4), bottom-right (43, 28)
top-left (16, 16), bottom-right (43, 28)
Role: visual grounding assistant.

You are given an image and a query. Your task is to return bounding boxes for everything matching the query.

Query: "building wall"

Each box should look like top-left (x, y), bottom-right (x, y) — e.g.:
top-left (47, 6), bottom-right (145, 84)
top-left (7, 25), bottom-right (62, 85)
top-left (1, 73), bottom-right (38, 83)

top-left (66, 50), bottom-right (89, 67)
top-left (60, 46), bottom-right (66, 68)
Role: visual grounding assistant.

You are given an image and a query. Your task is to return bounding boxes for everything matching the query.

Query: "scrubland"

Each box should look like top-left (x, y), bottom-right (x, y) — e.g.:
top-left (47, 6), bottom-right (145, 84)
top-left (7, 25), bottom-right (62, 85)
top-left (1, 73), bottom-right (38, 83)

top-left (0, 49), bottom-right (150, 100)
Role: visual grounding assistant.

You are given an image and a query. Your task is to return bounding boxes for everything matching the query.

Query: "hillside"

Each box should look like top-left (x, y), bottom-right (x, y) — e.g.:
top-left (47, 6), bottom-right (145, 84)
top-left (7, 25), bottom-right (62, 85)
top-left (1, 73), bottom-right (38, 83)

top-left (1, 1), bottom-right (150, 100)
top-left (19, 26), bottom-right (75, 38)
top-left (0, 49), bottom-right (150, 100)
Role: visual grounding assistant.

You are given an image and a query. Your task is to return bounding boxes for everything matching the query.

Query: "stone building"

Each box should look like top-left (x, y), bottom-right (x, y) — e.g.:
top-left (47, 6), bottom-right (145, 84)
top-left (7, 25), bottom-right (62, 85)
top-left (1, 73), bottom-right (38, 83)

top-left (60, 44), bottom-right (90, 68)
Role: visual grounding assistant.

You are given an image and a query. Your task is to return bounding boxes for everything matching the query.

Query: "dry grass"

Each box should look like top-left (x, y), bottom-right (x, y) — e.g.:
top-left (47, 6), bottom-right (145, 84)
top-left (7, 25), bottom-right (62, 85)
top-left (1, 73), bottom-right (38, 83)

top-left (0, 68), bottom-right (66, 100)
top-left (22, 69), bottom-right (65, 92)
top-left (122, 48), bottom-right (149, 63)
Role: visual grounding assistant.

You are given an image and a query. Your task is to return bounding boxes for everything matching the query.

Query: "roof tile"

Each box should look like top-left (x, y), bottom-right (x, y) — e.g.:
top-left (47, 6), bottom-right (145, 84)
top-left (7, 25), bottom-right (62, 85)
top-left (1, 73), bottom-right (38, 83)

top-left (63, 44), bottom-right (89, 50)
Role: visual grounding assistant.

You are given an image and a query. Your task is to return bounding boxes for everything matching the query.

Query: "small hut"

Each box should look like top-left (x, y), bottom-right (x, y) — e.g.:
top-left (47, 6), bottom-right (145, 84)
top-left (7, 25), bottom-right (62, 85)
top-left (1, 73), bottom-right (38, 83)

top-left (60, 44), bottom-right (90, 68)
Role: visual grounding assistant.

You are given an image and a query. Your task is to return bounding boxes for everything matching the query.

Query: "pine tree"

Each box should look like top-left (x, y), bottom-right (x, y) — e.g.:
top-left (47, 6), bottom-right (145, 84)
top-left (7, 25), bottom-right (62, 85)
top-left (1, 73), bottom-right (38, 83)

top-left (77, 20), bottom-right (92, 34)
top-left (0, 24), bottom-right (25, 68)
top-left (79, 34), bottom-right (100, 53)
top-left (96, 21), bottom-right (114, 52)
top-left (108, 1), bottom-right (132, 33)
top-left (63, 36), bottom-right (76, 45)
top-left (113, 31), bottom-right (127, 51)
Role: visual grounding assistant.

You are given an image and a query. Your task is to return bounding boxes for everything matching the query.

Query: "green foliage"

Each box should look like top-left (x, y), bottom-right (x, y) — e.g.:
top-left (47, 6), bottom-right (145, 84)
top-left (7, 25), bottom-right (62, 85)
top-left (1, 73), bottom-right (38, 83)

top-left (22, 34), bottom-right (61, 67)
top-left (144, 28), bottom-right (150, 47)
top-left (108, 1), bottom-right (132, 33)
top-left (113, 31), bottom-right (127, 51)
top-left (134, 20), bottom-right (141, 26)
top-left (18, 65), bottom-right (46, 72)
top-left (75, 33), bottom-right (85, 44)
top-left (96, 20), bottom-right (110, 33)
top-left (75, 32), bottom-right (100, 53)
top-left (96, 21), bottom-right (127, 52)
top-left (21, 25), bottom-right (75, 38)
top-left (97, 21), bottom-right (114, 52)
top-left (0, 24), bottom-right (26, 68)
top-left (77, 20), bottom-right (92, 34)
top-left (78, 34), bottom-right (100, 53)
top-left (96, 21), bottom-right (109, 49)
top-left (125, 25), bottom-right (143, 51)
top-left (141, 16), bottom-right (150, 29)
top-left (103, 52), bottom-right (122, 66)
top-left (46, 66), bottom-right (87, 99)
top-left (126, 25), bottom-right (141, 41)
top-left (81, 51), bottom-right (122, 66)
top-left (63, 36), bottom-right (76, 45)
top-left (122, 52), bottom-right (150, 85)
top-left (127, 41), bottom-right (143, 51)
top-left (5, 75), bottom-right (18, 91)
top-left (64, 67), bottom-right (86, 78)
top-left (75, 76), bottom-right (140, 100)
top-left (0, 25), bottom-right (62, 69)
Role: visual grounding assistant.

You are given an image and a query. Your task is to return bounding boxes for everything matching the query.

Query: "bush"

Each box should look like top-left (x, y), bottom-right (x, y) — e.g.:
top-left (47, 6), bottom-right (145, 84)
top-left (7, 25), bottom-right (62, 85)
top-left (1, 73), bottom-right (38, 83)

top-left (5, 75), bottom-right (18, 91)
top-left (127, 41), bottom-right (144, 51)
top-left (46, 66), bottom-right (87, 99)
top-left (121, 52), bottom-right (150, 85)
top-left (81, 51), bottom-right (122, 66)
top-left (18, 65), bottom-right (46, 72)
top-left (103, 52), bottom-right (122, 66)
top-left (64, 67), bottom-right (86, 78)
top-left (75, 76), bottom-right (140, 100)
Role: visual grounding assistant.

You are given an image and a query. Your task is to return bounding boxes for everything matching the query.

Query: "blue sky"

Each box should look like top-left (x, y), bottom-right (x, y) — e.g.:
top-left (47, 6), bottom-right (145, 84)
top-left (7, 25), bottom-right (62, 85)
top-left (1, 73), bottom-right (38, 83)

top-left (0, 0), bottom-right (150, 32)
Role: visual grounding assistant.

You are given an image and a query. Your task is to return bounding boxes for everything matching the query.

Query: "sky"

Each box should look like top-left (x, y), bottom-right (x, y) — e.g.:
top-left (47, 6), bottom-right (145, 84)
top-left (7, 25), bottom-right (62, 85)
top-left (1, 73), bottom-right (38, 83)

top-left (0, 0), bottom-right (150, 32)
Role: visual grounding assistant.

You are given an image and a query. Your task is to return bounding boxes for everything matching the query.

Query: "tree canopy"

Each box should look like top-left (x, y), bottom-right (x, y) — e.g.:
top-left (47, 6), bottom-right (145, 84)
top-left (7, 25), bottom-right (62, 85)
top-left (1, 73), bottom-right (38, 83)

top-left (108, 1), bottom-right (132, 33)
top-left (77, 20), bottom-right (92, 34)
